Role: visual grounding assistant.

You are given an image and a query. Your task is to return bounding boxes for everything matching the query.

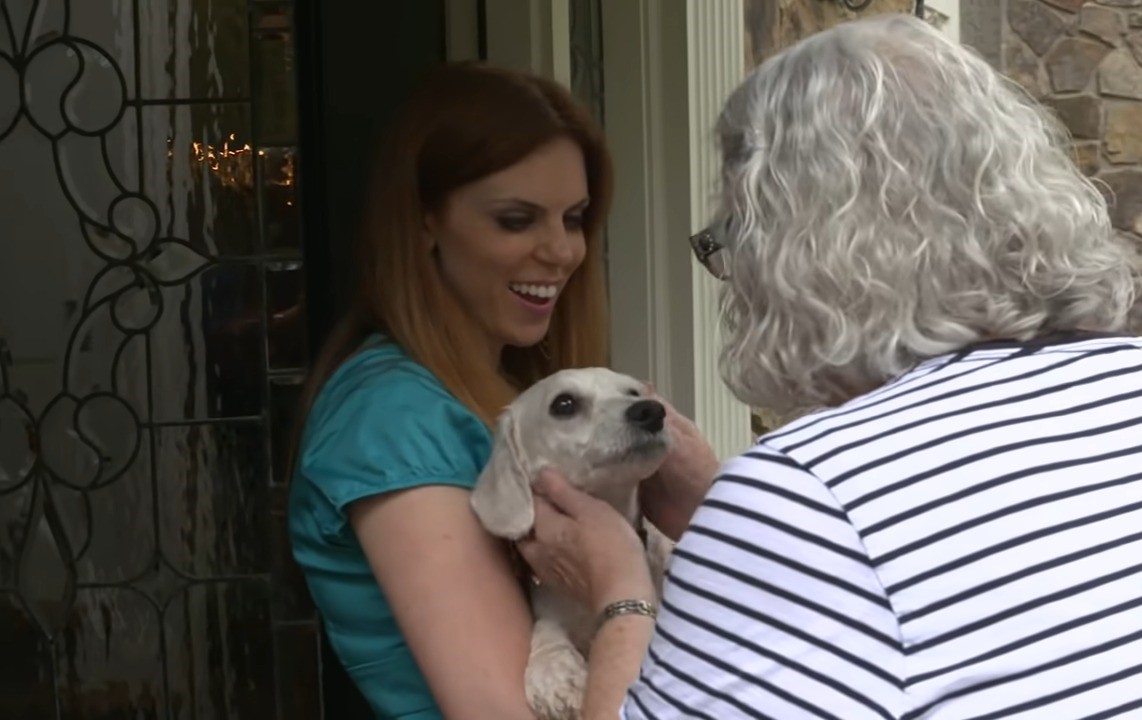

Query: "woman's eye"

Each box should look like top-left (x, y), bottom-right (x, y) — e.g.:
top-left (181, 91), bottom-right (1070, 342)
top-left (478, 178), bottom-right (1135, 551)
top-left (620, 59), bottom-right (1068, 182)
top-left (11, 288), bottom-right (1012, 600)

top-left (497, 215), bottom-right (533, 232)
top-left (564, 214), bottom-right (584, 231)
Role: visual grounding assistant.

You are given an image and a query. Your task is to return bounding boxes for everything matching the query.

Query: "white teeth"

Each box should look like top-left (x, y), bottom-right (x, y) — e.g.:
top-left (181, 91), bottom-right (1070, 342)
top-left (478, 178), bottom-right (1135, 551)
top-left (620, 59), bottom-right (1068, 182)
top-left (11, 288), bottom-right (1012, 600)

top-left (509, 282), bottom-right (557, 299)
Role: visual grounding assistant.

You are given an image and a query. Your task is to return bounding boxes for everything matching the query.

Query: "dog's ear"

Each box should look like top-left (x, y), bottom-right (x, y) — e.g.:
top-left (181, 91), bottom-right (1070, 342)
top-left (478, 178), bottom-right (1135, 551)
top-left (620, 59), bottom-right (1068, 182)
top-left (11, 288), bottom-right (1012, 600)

top-left (470, 407), bottom-right (535, 539)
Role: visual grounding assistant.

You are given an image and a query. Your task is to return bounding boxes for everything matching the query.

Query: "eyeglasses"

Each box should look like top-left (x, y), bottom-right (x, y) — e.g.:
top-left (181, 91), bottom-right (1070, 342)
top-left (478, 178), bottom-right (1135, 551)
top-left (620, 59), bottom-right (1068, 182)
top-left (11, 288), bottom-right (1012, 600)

top-left (689, 219), bottom-right (730, 280)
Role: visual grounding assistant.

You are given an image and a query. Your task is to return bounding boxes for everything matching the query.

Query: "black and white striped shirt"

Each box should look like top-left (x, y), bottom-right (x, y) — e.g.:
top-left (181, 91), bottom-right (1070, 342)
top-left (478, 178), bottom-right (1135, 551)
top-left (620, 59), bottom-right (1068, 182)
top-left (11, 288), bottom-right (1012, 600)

top-left (622, 334), bottom-right (1142, 719)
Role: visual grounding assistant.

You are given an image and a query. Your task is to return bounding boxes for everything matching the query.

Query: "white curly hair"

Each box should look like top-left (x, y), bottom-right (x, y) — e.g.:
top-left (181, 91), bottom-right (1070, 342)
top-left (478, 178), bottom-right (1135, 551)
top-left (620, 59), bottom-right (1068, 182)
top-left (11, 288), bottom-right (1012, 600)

top-left (715, 12), bottom-right (1137, 417)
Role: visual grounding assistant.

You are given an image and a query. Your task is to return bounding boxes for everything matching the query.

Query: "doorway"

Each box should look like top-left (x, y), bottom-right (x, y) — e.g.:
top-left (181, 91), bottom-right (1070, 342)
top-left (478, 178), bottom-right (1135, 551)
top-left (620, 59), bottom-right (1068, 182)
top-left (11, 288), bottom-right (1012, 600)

top-left (0, 0), bottom-right (605, 717)
top-left (0, 0), bottom-right (451, 717)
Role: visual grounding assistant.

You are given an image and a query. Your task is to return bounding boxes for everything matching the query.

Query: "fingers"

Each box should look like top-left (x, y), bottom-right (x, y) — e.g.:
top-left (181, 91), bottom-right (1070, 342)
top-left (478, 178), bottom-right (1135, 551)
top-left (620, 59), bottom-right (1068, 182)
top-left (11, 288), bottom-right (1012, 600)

top-left (515, 494), bottom-right (571, 580)
top-left (513, 536), bottom-right (546, 580)
top-left (517, 490), bottom-right (568, 553)
top-left (529, 492), bottom-right (560, 526)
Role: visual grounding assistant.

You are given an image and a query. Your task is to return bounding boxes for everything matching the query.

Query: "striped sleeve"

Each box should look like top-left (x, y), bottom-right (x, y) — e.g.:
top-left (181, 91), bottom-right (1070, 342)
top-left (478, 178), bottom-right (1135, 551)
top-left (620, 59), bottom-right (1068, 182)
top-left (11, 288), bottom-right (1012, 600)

top-left (621, 445), bottom-right (906, 720)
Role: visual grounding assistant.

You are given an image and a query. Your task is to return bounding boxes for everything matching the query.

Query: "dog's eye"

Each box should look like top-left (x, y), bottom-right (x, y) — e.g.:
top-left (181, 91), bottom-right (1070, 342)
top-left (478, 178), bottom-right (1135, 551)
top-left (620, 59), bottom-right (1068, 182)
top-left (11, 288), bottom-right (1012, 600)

top-left (626, 388), bottom-right (641, 397)
top-left (549, 393), bottom-right (578, 418)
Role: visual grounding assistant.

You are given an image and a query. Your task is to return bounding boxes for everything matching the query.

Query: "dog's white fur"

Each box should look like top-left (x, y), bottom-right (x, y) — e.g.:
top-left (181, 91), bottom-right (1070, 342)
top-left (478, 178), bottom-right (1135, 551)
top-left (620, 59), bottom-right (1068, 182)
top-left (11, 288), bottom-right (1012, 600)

top-left (470, 368), bottom-right (674, 720)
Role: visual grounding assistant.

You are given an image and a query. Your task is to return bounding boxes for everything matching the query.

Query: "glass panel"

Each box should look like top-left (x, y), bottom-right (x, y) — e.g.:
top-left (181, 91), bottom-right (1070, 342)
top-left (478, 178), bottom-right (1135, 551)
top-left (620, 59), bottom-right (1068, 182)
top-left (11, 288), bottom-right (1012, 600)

top-left (0, 593), bottom-right (55, 719)
top-left (259, 147), bottom-right (300, 251)
top-left (142, 103), bottom-right (257, 257)
top-left (0, 367), bottom-right (35, 504)
top-left (269, 376), bottom-right (303, 486)
top-left (253, 4), bottom-right (298, 145)
top-left (150, 263), bottom-right (264, 421)
top-left (266, 261), bottom-right (307, 371)
top-left (71, 444), bottom-right (156, 586)
top-left (0, 481), bottom-right (34, 590)
top-left (164, 581), bottom-right (276, 719)
top-left (570, 0), bottom-right (605, 124)
top-left (55, 587), bottom-right (166, 717)
top-left (0, 52), bottom-right (16, 132)
top-left (139, 0), bottom-right (251, 100)
top-left (156, 423), bottom-right (270, 578)
top-left (69, 1), bottom-right (139, 100)
top-left (0, 0), bottom-right (315, 716)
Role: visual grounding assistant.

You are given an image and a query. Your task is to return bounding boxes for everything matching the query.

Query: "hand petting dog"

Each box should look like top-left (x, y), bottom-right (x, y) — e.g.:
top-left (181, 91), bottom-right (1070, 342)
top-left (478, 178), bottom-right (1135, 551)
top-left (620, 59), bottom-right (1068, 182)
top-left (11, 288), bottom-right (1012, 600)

top-left (639, 395), bottom-right (721, 542)
top-left (516, 469), bottom-right (655, 614)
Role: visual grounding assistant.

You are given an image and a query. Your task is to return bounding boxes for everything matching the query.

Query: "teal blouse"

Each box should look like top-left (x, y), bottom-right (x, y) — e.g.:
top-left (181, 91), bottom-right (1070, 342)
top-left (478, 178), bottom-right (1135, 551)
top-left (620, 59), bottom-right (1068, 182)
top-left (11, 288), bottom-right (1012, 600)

top-left (288, 336), bottom-right (493, 719)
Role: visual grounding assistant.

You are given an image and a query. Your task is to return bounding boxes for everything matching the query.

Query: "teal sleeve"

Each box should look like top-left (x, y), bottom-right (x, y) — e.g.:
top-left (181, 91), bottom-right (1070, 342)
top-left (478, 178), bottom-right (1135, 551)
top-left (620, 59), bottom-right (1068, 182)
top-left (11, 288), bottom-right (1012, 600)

top-left (294, 353), bottom-right (493, 538)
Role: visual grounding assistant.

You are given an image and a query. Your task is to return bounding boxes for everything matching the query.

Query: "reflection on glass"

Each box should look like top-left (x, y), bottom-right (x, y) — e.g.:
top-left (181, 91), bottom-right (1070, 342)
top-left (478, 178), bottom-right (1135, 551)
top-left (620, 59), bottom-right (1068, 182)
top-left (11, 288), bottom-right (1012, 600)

top-left (139, 0), bottom-right (251, 100)
top-left (143, 104), bottom-right (257, 257)
top-left (570, 0), bottom-right (605, 124)
top-left (254, 4), bottom-right (298, 145)
top-left (55, 588), bottom-right (165, 718)
top-left (156, 422), bottom-right (270, 578)
top-left (269, 377), bottom-right (303, 487)
top-left (151, 263), bottom-right (264, 421)
top-left (164, 581), bottom-right (275, 719)
top-left (0, 593), bottom-right (54, 719)
top-left (260, 147), bottom-right (300, 251)
top-left (266, 262), bottom-right (307, 370)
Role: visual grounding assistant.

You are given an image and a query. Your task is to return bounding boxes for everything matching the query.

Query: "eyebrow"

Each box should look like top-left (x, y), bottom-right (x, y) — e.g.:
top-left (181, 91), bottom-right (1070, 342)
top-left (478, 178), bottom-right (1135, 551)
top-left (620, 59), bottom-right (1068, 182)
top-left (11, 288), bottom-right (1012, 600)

top-left (487, 197), bottom-right (590, 212)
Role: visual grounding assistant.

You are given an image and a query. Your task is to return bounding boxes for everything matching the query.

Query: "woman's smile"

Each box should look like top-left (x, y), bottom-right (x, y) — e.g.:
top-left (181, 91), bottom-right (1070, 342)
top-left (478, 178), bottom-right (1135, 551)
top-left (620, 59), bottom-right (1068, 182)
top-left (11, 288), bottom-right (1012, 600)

top-left (508, 281), bottom-right (560, 314)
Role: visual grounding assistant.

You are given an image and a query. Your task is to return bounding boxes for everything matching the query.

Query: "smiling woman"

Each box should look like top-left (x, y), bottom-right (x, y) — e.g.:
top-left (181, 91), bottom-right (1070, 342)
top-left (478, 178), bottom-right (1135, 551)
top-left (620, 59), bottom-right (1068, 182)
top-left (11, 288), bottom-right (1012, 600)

top-left (285, 62), bottom-right (616, 720)
top-left (425, 136), bottom-right (591, 365)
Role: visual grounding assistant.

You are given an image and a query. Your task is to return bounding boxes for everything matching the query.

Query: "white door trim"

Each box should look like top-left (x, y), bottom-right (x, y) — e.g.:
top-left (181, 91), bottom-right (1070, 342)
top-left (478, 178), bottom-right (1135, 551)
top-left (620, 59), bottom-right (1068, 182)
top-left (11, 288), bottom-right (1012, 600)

top-left (483, 0), bottom-right (572, 85)
top-left (602, 0), bottom-right (753, 459)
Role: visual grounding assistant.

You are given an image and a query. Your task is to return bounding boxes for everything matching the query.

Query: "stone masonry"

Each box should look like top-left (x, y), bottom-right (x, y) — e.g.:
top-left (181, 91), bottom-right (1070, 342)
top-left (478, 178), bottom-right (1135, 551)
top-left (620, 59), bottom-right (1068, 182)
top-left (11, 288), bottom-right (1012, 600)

top-left (1005, 0), bottom-right (1142, 243)
top-left (745, 0), bottom-right (914, 67)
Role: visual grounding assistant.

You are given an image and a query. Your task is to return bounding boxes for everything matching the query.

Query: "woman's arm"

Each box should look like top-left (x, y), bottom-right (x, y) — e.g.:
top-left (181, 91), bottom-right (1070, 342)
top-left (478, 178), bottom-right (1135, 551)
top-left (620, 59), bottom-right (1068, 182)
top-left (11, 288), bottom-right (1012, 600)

top-left (349, 485), bottom-right (536, 720)
top-left (582, 616), bottom-right (656, 720)
top-left (516, 470), bottom-right (661, 719)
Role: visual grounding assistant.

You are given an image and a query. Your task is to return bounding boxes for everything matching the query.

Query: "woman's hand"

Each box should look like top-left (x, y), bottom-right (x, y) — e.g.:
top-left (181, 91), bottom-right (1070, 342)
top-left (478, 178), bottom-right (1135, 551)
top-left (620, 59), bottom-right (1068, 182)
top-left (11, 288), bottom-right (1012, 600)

top-left (516, 469), bottom-right (655, 613)
top-left (640, 394), bottom-right (721, 541)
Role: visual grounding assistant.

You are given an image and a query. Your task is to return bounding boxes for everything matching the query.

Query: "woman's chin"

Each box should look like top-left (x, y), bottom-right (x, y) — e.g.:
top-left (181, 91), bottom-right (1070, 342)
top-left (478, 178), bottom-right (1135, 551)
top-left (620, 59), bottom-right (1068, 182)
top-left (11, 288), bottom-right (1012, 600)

top-left (503, 327), bottom-right (551, 350)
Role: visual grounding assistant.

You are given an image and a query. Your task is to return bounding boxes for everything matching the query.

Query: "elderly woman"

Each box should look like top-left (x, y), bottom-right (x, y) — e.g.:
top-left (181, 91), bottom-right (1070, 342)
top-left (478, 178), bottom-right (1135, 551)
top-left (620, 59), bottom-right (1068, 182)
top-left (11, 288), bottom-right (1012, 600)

top-left (519, 12), bottom-right (1142, 720)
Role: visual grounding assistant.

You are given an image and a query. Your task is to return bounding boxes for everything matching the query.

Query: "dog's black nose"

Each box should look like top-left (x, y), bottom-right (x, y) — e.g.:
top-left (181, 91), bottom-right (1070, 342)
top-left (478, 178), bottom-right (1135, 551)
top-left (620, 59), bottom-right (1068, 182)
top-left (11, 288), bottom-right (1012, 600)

top-left (625, 399), bottom-right (666, 433)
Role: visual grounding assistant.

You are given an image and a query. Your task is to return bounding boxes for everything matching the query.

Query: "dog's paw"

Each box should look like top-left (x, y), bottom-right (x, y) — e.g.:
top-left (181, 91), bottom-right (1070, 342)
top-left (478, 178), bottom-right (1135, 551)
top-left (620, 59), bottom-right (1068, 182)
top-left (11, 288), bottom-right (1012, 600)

top-left (525, 642), bottom-right (588, 720)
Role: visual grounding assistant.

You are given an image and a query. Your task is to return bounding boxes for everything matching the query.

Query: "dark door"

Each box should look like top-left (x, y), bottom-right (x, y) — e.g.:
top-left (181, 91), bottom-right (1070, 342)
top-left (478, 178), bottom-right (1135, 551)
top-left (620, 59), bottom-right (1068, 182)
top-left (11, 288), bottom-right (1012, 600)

top-left (0, 1), bottom-right (449, 718)
top-left (296, 3), bottom-right (453, 717)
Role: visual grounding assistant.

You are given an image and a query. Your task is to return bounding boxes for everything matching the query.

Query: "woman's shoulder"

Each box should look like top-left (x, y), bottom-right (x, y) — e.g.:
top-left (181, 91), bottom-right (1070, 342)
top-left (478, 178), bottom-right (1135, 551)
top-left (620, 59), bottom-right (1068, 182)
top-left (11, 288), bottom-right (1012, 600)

top-left (317, 335), bottom-right (457, 407)
top-left (293, 336), bottom-right (493, 515)
top-left (309, 336), bottom-right (481, 433)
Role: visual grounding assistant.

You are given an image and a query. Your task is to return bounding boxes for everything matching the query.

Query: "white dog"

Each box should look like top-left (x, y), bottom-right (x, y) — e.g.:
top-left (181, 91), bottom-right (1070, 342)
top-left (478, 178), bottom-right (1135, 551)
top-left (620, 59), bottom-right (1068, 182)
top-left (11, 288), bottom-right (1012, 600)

top-left (470, 367), bottom-right (674, 720)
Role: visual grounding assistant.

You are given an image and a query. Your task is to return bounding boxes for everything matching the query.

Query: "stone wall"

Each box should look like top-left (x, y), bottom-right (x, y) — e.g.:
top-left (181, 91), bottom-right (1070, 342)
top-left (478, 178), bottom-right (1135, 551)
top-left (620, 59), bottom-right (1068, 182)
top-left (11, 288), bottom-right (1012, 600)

top-left (745, 0), bottom-right (915, 68)
top-left (1004, 0), bottom-right (1142, 243)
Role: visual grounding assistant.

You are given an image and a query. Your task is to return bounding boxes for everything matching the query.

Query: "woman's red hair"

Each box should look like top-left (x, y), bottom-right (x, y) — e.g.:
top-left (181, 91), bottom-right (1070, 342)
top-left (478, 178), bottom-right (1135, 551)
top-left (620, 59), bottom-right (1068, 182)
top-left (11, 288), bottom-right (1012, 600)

top-left (289, 62), bottom-right (613, 472)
